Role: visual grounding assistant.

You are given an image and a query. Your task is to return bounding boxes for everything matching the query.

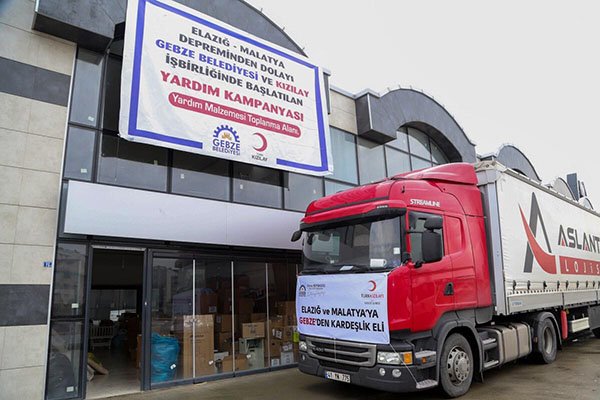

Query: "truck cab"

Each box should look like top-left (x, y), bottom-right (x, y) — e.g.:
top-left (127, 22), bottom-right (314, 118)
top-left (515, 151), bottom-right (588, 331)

top-left (294, 163), bottom-right (493, 396)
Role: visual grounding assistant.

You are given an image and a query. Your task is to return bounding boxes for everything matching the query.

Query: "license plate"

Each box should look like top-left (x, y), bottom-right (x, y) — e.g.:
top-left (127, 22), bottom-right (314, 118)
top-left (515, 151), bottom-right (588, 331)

top-left (325, 371), bottom-right (351, 383)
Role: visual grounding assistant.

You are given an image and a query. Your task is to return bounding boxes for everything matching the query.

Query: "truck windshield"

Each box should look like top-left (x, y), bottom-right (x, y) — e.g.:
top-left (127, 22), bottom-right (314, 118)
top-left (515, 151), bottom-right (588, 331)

top-left (302, 216), bottom-right (402, 273)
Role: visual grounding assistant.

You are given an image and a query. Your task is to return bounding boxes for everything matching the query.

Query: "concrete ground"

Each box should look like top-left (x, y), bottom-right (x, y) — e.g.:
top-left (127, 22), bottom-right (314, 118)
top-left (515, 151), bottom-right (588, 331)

top-left (108, 336), bottom-right (599, 400)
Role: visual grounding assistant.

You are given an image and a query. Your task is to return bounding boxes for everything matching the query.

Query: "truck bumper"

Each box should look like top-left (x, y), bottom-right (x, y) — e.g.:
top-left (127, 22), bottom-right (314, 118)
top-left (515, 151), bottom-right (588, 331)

top-left (297, 352), bottom-right (435, 393)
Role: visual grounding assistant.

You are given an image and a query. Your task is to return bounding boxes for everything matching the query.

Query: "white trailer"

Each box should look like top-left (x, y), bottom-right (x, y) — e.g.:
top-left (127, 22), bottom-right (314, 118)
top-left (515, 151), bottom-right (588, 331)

top-left (477, 161), bottom-right (600, 327)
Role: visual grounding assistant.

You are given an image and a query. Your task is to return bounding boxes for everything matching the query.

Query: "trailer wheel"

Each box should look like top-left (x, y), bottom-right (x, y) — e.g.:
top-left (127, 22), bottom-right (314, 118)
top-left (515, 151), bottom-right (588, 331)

top-left (532, 318), bottom-right (557, 364)
top-left (593, 327), bottom-right (600, 339)
top-left (439, 333), bottom-right (473, 398)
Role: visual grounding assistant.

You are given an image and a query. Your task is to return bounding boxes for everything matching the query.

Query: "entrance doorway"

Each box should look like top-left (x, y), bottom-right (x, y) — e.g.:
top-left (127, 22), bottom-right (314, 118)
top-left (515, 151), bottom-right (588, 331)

top-left (85, 249), bottom-right (144, 399)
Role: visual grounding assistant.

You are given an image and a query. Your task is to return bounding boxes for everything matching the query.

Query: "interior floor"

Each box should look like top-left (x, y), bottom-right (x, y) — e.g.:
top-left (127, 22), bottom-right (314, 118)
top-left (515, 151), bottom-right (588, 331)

top-left (86, 348), bottom-right (140, 399)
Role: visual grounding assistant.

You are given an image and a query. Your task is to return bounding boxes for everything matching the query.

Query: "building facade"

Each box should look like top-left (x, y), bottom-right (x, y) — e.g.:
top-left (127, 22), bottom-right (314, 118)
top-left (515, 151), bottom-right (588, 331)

top-left (0, 1), bottom-right (550, 399)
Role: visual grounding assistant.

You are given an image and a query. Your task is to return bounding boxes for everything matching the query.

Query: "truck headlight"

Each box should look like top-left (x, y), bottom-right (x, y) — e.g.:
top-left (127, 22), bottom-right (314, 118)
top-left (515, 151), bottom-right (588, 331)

top-left (299, 341), bottom-right (308, 352)
top-left (377, 351), bottom-right (413, 365)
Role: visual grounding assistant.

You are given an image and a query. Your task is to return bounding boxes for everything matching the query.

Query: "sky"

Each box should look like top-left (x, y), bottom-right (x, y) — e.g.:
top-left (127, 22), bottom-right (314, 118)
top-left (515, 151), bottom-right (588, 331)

top-left (248, 0), bottom-right (600, 203)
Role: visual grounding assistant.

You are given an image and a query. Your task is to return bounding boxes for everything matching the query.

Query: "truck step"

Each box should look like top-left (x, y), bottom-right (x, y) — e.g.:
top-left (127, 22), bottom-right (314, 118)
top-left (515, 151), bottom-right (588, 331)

top-left (482, 337), bottom-right (497, 351)
top-left (415, 379), bottom-right (438, 390)
top-left (483, 359), bottom-right (500, 370)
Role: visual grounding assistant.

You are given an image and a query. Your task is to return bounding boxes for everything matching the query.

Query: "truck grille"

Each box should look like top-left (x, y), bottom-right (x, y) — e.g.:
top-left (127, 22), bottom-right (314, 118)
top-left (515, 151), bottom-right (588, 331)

top-left (306, 337), bottom-right (376, 367)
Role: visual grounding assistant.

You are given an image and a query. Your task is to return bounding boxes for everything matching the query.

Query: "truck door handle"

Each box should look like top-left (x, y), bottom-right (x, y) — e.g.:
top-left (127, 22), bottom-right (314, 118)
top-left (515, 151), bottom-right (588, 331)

top-left (444, 282), bottom-right (454, 296)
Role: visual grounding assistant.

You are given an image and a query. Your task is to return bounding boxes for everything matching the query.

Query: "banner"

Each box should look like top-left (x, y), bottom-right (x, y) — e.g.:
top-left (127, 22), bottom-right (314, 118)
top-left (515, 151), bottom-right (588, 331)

top-left (120, 0), bottom-right (332, 175)
top-left (296, 273), bottom-right (389, 344)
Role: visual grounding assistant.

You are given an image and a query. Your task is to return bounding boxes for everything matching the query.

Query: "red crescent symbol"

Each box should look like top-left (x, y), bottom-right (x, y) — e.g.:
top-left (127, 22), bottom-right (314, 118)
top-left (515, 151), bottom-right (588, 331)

top-left (368, 280), bottom-right (377, 292)
top-left (253, 132), bottom-right (267, 152)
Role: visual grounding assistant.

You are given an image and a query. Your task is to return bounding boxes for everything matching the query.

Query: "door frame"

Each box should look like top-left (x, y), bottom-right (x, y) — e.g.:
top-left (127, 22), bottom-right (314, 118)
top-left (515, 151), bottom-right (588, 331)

top-left (144, 249), bottom-right (297, 389)
top-left (82, 245), bottom-right (148, 397)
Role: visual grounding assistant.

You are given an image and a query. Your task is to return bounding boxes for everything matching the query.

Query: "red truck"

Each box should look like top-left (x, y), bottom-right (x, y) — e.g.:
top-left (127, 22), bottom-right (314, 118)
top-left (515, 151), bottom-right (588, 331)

top-left (292, 161), bottom-right (600, 397)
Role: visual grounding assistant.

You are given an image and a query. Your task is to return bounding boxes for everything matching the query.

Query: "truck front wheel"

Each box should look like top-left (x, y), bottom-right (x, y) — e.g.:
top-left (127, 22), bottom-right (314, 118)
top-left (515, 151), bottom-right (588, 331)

top-left (439, 333), bottom-right (473, 398)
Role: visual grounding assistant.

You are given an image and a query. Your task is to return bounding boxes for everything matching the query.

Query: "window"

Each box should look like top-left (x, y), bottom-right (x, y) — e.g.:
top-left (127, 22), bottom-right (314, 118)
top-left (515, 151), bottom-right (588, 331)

top-left (431, 141), bottom-right (449, 164)
top-left (63, 127), bottom-right (96, 181)
top-left (303, 217), bottom-right (402, 271)
top-left (357, 137), bottom-right (386, 184)
top-left (409, 212), bottom-right (443, 262)
top-left (233, 163), bottom-right (282, 208)
top-left (407, 128), bottom-right (431, 159)
top-left (284, 172), bottom-right (323, 212)
top-left (46, 321), bottom-right (84, 399)
top-left (171, 151), bottom-right (230, 201)
top-left (101, 56), bottom-right (122, 132)
top-left (385, 147), bottom-right (411, 176)
top-left (386, 127), bottom-right (409, 151)
top-left (384, 126), bottom-right (450, 177)
top-left (70, 49), bottom-right (104, 127)
top-left (51, 243), bottom-right (87, 318)
top-left (411, 155), bottom-right (432, 171)
top-left (324, 180), bottom-right (354, 196)
top-left (97, 134), bottom-right (168, 191)
top-left (329, 127), bottom-right (358, 184)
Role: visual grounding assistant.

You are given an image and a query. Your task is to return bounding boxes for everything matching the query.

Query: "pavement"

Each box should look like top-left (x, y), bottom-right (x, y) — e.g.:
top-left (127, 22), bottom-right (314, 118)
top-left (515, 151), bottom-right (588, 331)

top-left (108, 336), bottom-right (600, 400)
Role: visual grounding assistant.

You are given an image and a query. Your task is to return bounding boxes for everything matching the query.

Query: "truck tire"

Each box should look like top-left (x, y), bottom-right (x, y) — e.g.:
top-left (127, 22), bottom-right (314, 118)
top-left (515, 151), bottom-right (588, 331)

top-left (593, 327), bottom-right (600, 338)
top-left (439, 333), bottom-right (473, 398)
top-left (532, 318), bottom-right (557, 364)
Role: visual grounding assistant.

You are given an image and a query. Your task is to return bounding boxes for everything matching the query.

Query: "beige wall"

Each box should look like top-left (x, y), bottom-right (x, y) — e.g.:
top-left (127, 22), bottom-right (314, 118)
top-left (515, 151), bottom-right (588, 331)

top-left (328, 89), bottom-right (358, 134)
top-left (0, 0), bottom-right (75, 399)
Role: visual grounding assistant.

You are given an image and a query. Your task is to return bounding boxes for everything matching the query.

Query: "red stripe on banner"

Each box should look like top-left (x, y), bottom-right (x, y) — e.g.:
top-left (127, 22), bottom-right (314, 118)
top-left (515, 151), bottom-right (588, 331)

top-left (168, 92), bottom-right (302, 138)
top-left (559, 256), bottom-right (600, 276)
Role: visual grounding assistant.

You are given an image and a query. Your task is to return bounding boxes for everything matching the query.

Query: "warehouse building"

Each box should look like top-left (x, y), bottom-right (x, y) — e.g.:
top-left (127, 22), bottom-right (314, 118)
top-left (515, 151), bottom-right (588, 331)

top-left (0, 0), bottom-right (590, 399)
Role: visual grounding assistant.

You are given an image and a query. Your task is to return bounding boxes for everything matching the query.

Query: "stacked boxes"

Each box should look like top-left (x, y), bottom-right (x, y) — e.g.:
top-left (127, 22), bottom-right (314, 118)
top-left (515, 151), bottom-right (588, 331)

top-left (180, 315), bottom-right (215, 377)
top-left (269, 301), bottom-right (298, 365)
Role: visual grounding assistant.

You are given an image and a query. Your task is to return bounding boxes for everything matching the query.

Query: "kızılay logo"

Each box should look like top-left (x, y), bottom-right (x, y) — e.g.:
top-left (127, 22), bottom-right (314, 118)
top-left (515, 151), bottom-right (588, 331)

top-left (212, 125), bottom-right (240, 156)
top-left (361, 279), bottom-right (383, 299)
top-left (251, 132), bottom-right (268, 162)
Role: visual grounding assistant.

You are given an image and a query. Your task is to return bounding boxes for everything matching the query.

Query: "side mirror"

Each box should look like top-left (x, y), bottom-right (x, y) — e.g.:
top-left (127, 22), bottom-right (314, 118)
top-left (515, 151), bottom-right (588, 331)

top-left (421, 230), bottom-right (443, 263)
top-left (291, 230), bottom-right (302, 242)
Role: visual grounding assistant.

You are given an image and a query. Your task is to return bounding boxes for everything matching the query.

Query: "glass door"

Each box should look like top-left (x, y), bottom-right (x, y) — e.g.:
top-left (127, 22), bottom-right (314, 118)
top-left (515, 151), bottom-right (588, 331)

top-left (150, 256), bottom-right (194, 384)
top-left (148, 252), bottom-right (301, 387)
top-left (149, 254), bottom-right (234, 386)
top-left (233, 262), bottom-right (268, 373)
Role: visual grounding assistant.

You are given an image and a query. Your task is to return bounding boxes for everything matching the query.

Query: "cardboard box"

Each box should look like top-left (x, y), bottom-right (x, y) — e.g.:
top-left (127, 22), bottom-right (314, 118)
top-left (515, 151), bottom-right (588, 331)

top-left (221, 354), bottom-right (249, 372)
top-left (215, 314), bottom-right (232, 333)
top-left (196, 292), bottom-right (218, 314)
top-left (251, 313), bottom-right (266, 322)
top-left (269, 339), bottom-right (293, 358)
top-left (272, 326), bottom-right (294, 341)
top-left (237, 298), bottom-right (255, 315)
top-left (276, 301), bottom-right (296, 316)
top-left (242, 322), bottom-right (265, 339)
top-left (269, 315), bottom-right (284, 329)
top-left (280, 351), bottom-right (294, 365)
top-left (182, 315), bottom-right (215, 377)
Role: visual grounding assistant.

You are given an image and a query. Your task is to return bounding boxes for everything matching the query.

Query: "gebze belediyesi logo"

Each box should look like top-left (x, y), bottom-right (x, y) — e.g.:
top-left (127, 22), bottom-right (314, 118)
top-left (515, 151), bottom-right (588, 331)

top-left (298, 284), bottom-right (306, 297)
top-left (212, 125), bottom-right (240, 156)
